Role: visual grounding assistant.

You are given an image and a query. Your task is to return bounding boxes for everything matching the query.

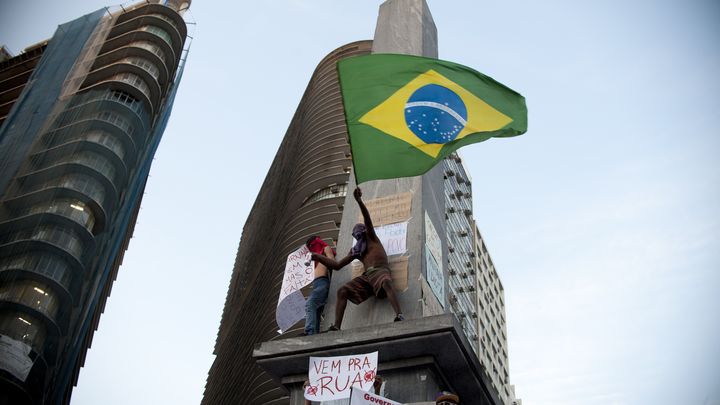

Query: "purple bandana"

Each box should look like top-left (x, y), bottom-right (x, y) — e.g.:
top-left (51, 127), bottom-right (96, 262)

top-left (350, 223), bottom-right (367, 259)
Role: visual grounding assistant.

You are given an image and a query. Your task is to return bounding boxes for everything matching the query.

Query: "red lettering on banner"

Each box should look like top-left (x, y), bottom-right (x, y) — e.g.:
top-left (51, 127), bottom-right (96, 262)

top-left (362, 356), bottom-right (371, 369)
top-left (319, 376), bottom-right (335, 394)
top-left (348, 357), bottom-right (360, 371)
top-left (335, 375), bottom-right (350, 392)
top-left (312, 360), bottom-right (323, 374)
top-left (331, 360), bottom-right (341, 373)
top-left (350, 372), bottom-right (363, 388)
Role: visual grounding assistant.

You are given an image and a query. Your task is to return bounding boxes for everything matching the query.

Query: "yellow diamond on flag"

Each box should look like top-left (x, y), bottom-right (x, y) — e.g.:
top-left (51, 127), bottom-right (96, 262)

top-left (359, 69), bottom-right (513, 158)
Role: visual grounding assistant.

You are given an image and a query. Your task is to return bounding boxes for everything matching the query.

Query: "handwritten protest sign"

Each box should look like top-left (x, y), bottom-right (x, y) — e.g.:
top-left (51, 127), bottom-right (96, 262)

top-left (424, 212), bottom-right (445, 307)
top-left (304, 352), bottom-right (378, 402)
top-left (349, 387), bottom-right (401, 405)
top-left (359, 192), bottom-right (412, 226)
top-left (276, 245), bottom-right (314, 332)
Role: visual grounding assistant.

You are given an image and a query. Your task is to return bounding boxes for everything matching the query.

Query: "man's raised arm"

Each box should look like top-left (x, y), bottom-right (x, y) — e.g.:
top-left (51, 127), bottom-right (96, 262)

top-left (354, 187), bottom-right (378, 239)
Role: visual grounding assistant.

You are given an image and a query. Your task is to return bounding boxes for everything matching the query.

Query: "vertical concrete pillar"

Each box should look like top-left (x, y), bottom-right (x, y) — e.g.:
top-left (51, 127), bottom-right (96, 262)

top-left (254, 2), bottom-right (501, 404)
top-left (325, 0), bottom-right (448, 332)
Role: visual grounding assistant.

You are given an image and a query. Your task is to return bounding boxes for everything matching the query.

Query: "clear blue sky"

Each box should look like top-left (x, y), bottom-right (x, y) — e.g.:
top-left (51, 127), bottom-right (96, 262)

top-left (1, 1), bottom-right (719, 404)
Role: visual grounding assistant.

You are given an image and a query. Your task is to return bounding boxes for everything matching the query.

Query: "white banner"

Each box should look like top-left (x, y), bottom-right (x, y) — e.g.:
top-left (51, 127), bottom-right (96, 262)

top-left (349, 387), bottom-right (401, 405)
top-left (0, 334), bottom-right (33, 382)
top-left (276, 245), bottom-right (315, 332)
top-left (354, 222), bottom-right (408, 257)
top-left (424, 212), bottom-right (445, 307)
top-left (304, 352), bottom-right (378, 402)
top-left (424, 212), bottom-right (441, 263)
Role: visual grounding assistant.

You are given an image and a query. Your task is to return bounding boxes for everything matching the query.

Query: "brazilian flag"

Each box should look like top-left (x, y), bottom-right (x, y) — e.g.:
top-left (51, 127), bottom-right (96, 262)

top-left (337, 54), bottom-right (527, 184)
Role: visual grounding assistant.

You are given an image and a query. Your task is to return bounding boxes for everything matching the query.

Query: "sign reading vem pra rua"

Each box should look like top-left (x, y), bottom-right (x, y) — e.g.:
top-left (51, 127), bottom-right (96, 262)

top-left (304, 352), bottom-right (378, 401)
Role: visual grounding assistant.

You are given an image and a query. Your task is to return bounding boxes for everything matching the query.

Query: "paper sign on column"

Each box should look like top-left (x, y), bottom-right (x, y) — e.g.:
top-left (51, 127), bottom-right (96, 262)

top-left (304, 352), bottom-right (378, 402)
top-left (276, 245), bottom-right (315, 332)
top-left (0, 335), bottom-right (33, 381)
top-left (358, 192), bottom-right (412, 226)
top-left (349, 387), bottom-right (401, 405)
top-left (424, 212), bottom-right (445, 307)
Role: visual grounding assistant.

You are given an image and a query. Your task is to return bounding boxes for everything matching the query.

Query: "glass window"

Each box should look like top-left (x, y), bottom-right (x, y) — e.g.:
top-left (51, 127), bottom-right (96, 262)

top-left (140, 25), bottom-right (173, 47)
top-left (25, 198), bottom-right (95, 231)
top-left (304, 183), bottom-right (348, 205)
top-left (119, 57), bottom-right (160, 80)
top-left (128, 40), bottom-right (167, 64)
top-left (107, 72), bottom-right (152, 102)
top-left (96, 110), bottom-right (136, 137)
top-left (149, 13), bottom-right (180, 33)
top-left (85, 129), bottom-right (126, 159)
top-left (29, 225), bottom-right (84, 258)
top-left (56, 173), bottom-right (107, 206)
top-left (0, 253), bottom-right (73, 288)
top-left (0, 310), bottom-right (47, 350)
top-left (63, 151), bottom-right (118, 184)
top-left (0, 280), bottom-right (60, 319)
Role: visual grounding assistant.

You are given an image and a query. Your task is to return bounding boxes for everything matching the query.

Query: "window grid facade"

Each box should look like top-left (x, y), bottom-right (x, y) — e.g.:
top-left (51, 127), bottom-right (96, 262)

top-left (443, 152), bottom-right (518, 405)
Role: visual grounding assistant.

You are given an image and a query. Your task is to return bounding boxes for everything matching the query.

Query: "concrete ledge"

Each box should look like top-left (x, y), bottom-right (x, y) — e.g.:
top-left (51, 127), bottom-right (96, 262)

top-left (253, 314), bottom-right (501, 405)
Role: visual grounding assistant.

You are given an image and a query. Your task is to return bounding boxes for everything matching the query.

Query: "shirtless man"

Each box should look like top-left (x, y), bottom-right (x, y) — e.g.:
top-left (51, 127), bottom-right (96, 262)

top-left (311, 187), bottom-right (404, 330)
top-left (304, 236), bottom-right (335, 335)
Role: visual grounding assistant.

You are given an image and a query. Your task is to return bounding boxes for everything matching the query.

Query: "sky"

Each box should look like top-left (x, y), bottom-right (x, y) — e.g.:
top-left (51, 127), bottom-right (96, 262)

top-left (1, 0), bottom-right (719, 404)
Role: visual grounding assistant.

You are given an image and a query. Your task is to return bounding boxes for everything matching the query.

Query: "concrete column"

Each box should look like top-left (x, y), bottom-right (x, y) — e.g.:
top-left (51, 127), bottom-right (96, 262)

top-left (254, 2), bottom-right (500, 403)
top-left (325, 0), bottom-right (448, 333)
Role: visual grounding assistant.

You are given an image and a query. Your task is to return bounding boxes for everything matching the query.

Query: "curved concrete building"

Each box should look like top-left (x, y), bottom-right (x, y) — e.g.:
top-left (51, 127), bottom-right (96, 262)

top-left (0, 2), bottom-right (189, 404)
top-left (202, 40), bottom-right (373, 405)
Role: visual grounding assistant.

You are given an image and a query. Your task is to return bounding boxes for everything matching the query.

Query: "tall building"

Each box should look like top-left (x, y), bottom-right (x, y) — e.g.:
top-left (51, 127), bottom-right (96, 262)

top-left (0, 1), bottom-right (191, 404)
top-left (207, 1), bottom-right (519, 403)
top-left (444, 152), bottom-right (519, 405)
top-left (203, 41), bottom-right (373, 405)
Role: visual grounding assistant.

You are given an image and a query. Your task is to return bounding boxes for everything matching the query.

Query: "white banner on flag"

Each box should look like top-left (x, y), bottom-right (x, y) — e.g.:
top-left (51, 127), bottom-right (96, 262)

top-left (276, 245), bottom-right (315, 332)
top-left (349, 387), bottom-right (401, 405)
top-left (304, 352), bottom-right (378, 402)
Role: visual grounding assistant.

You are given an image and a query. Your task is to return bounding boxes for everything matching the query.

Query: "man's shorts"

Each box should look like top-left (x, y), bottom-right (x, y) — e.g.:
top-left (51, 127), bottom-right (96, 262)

top-left (344, 266), bottom-right (393, 305)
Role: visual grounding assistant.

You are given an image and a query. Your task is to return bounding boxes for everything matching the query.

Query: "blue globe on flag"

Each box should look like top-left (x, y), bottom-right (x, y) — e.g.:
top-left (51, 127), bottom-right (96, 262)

top-left (404, 84), bottom-right (467, 144)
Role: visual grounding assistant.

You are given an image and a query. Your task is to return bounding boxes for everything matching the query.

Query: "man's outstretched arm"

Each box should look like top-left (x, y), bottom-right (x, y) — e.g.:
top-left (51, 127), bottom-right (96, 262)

top-left (312, 252), bottom-right (353, 270)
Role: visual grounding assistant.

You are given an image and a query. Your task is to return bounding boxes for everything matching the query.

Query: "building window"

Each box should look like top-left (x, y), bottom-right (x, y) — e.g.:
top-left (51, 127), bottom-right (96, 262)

top-left (140, 25), bottom-right (173, 47)
top-left (0, 280), bottom-right (60, 320)
top-left (0, 253), bottom-right (73, 288)
top-left (119, 57), bottom-right (160, 80)
top-left (0, 310), bottom-right (47, 350)
top-left (25, 198), bottom-right (96, 231)
top-left (128, 40), bottom-right (167, 64)
top-left (148, 13), bottom-right (181, 33)
top-left (108, 72), bottom-right (152, 102)
top-left (85, 130), bottom-right (127, 159)
top-left (304, 183), bottom-right (348, 205)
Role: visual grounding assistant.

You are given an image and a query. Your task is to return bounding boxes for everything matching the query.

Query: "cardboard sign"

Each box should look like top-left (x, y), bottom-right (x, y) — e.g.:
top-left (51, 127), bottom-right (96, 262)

top-left (359, 192), bottom-right (412, 226)
top-left (276, 245), bottom-right (315, 332)
top-left (305, 352), bottom-right (378, 401)
top-left (349, 387), bottom-right (401, 405)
